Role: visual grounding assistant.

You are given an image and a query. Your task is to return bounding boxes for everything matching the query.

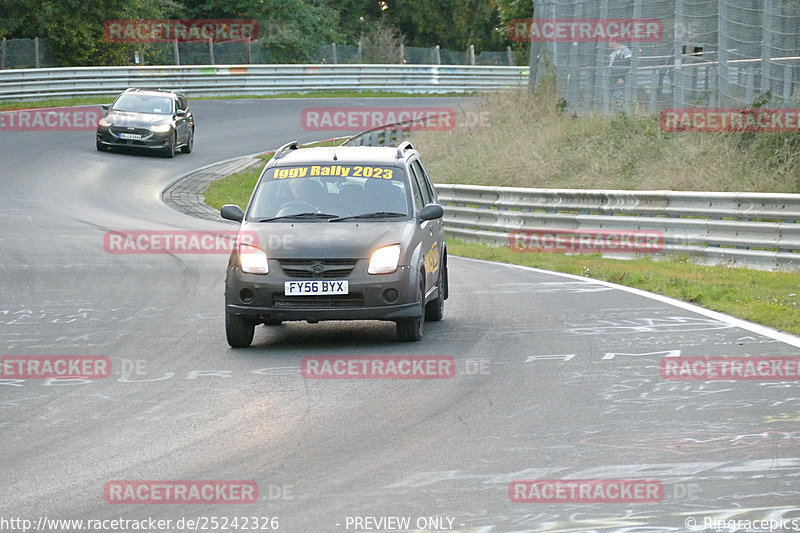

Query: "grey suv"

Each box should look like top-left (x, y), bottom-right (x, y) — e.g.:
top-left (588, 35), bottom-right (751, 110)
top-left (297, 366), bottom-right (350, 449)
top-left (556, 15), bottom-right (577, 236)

top-left (221, 141), bottom-right (448, 347)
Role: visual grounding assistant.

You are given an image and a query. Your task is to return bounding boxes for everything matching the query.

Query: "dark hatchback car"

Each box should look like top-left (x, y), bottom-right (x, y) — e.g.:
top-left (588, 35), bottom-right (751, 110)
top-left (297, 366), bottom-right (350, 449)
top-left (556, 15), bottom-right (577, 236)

top-left (220, 141), bottom-right (448, 347)
top-left (96, 88), bottom-right (194, 157)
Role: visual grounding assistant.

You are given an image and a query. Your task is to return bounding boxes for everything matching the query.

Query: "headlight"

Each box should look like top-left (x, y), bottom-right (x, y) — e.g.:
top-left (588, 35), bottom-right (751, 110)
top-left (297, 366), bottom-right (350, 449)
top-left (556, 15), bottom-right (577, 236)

top-left (368, 244), bottom-right (401, 274)
top-left (150, 123), bottom-right (172, 133)
top-left (98, 118), bottom-right (111, 127)
top-left (239, 244), bottom-right (268, 274)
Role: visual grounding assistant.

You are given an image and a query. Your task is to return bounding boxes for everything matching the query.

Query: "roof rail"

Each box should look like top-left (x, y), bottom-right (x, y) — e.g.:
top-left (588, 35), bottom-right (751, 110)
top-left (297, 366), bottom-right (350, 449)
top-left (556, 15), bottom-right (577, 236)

top-left (395, 140), bottom-right (414, 159)
top-left (274, 140), bottom-right (300, 159)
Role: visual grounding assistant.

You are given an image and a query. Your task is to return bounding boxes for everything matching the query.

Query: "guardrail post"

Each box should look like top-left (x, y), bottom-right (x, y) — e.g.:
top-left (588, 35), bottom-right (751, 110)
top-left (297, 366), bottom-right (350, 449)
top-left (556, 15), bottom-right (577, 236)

top-left (468, 44), bottom-right (475, 66)
top-left (34, 37), bottom-right (40, 68)
top-left (173, 39), bottom-right (180, 66)
top-left (208, 38), bottom-right (214, 65)
top-left (434, 45), bottom-right (441, 65)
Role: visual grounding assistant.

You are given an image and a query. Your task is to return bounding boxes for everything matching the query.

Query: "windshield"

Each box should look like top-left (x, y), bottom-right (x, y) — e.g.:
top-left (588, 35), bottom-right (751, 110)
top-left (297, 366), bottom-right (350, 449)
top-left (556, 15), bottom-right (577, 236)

top-left (112, 93), bottom-right (173, 115)
top-left (247, 164), bottom-right (410, 221)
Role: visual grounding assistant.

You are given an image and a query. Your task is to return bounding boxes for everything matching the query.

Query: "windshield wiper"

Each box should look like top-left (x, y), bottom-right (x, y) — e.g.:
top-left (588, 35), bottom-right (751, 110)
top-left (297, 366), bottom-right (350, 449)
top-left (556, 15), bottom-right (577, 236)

top-left (257, 212), bottom-right (338, 222)
top-left (330, 212), bottom-right (406, 222)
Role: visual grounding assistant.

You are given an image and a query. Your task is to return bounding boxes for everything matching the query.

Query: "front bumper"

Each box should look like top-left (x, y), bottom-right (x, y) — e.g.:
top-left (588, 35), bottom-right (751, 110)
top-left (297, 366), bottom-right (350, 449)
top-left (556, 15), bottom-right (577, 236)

top-left (225, 260), bottom-right (421, 323)
top-left (96, 128), bottom-right (171, 150)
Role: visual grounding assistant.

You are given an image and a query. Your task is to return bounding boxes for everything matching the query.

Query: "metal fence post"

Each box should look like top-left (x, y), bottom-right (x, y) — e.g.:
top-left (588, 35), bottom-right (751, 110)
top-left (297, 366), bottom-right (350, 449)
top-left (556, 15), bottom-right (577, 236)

top-left (332, 42), bottom-right (337, 64)
top-left (529, 0), bottom-right (542, 93)
top-left (468, 44), bottom-right (475, 66)
top-left (34, 37), bottom-right (40, 68)
top-left (673, 0), bottom-right (684, 109)
top-left (506, 45), bottom-right (513, 66)
top-left (399, 43), bottom-right (403, 64)
top-left (761, 0), bottom-right (773, 94)
top-left (357, 39), bottom-right (363, 62)
top-left (245, 40), bottom-right (251, 64)
top-left (783, 64), bottom-right (794, 105)
top-left (1, 38), bottom-right (5, 70)
top-left (745, 67), bottom-right (755, 104)
top-left (208, 38), bottom-right (214, 65)
top-left (434, 45), bottom-right (441, 65)
top-left (627, 0), bottom-right (642, 111)
top-left (717, 0), bottom-right (729, 106)
top-left (173, 39), bottom-right (180, 66)
top-left (594, 0), bottom-right (610, 112)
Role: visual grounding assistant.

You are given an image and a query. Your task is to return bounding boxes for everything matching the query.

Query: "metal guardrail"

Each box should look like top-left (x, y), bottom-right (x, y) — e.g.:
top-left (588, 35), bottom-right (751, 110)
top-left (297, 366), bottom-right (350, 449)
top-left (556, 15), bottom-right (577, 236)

top-left (0, 64), bottom-right (528, 101)
top-left (435, 184), bottom-right (800, 270)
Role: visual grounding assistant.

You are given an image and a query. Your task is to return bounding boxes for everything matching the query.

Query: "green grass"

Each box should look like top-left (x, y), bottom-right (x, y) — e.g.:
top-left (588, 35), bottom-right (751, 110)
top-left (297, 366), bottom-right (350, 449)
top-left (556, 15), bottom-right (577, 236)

top-left (1, 90), bottom-right (468, 111)
top-left (448, 238), bottom-right (800, 335)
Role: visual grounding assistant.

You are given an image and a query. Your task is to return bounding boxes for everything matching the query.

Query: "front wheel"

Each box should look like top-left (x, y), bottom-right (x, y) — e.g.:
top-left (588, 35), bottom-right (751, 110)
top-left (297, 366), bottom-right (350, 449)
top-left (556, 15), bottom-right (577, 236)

top-left (163, 132), bottom-right (175, 158)
top-left (180, 128), bottom-right (193, 154)
top-left (425, 258), bottom-right (447, 322)
top-left (226, 313), bottom-right (254, 348)
top-left (397, 277), bottom-right (424, 342)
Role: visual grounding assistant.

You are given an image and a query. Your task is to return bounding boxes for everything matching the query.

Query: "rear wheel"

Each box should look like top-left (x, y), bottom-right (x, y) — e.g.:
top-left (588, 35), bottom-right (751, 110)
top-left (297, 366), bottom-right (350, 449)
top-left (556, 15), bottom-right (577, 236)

top-left (397, 276), bottom-right (424, 342)
top-left (226, 313), bottom-right (254, 348)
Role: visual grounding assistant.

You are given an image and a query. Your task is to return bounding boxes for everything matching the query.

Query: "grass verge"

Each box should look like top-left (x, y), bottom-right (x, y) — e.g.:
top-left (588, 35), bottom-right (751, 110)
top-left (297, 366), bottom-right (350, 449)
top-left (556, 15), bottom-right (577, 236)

top-left (448, 238), bottom-right (800, 336)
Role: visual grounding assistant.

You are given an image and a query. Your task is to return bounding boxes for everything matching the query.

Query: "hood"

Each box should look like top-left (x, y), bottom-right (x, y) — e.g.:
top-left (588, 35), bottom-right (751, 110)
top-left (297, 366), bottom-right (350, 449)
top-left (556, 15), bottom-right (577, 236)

top-left (241, 220), bottom-right (414, 261)
top-left (106, 110), bottom-right (171, 128)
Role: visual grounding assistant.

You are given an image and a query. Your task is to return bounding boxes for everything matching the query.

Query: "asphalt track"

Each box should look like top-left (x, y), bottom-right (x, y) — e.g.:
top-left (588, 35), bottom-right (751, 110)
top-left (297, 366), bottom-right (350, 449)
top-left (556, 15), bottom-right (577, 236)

top-left (1, 97), bottom-right (800, 533)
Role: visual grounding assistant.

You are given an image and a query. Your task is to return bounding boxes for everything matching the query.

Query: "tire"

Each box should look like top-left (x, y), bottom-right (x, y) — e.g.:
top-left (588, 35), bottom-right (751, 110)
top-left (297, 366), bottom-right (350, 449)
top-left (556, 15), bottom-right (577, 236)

top-left (163, 132), bottom-right (175, 158)
top-left (226, 313), bottom-right (254, 348)
top-left (397, 276), bottom-right (424, 342)
top-left (96, 140), bottom-right (108, 152)
top-left (425, 260), bottom-right (446, 322)
top-left (180, 128), bottom-right (193, 154)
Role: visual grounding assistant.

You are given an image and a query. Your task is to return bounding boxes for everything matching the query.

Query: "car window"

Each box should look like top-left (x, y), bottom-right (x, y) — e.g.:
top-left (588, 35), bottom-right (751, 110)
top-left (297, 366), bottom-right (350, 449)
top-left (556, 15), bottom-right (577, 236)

top-left (407, 166), bottom-right (425, 213)
top-left (248, 164), bottom-right (410, 221)
top-left (112, 93), bottom-right (173, 115)
top-left (409, 160), bottom-right (433, 206)
top-left (412, 159), bottom-right (437, 202)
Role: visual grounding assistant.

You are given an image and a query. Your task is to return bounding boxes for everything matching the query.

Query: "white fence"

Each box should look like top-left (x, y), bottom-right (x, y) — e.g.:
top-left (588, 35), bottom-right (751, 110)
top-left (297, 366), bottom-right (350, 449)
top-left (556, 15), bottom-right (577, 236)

top-left (0, 64), bottom-right (528, 101)
top-left (436, 184), bottom-right (800, 270)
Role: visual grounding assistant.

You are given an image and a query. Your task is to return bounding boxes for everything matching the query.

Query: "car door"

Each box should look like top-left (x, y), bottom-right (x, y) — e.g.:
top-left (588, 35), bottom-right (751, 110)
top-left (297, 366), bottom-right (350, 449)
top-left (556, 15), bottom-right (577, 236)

top-left (408, 159), bottom-right (441, 297)
top-left (174, 95), bottom-right (188, 144)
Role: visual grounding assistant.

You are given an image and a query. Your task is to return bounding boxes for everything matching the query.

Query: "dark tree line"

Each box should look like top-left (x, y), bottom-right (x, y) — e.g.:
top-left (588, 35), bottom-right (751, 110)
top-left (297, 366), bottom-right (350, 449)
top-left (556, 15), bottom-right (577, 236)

top-left (0, 0), bottom-right (534, 65)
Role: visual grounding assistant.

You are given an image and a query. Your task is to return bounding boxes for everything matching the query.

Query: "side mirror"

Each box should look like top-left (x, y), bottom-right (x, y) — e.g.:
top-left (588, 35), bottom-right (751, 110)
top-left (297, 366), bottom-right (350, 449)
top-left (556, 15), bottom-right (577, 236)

top-left (221, 204), bottom-right (245, 222)
top-left (101, 104), bottom-right (110, 110)
top-left (420, 203), bottom-right (444, 221)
